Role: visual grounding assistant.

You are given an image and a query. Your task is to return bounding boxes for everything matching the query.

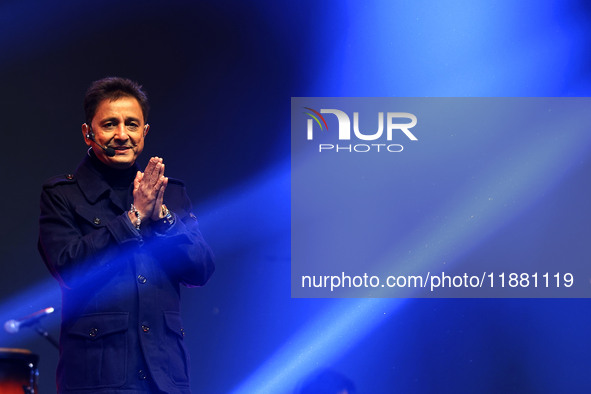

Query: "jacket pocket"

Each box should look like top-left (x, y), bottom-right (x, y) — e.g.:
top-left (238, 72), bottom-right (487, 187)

top-left (163, 311), bottom-right (190, 385)
top-left (73, 205), bottom-right (111, 235)
top-left (63, 312), bottom-right (129, 389)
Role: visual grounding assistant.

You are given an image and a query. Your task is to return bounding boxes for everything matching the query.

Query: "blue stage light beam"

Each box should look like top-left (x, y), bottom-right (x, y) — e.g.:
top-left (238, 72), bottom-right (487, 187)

top-left (328, 0), bottom-right (580, 96)
top-left (367, 107), bottom-right (591, 293)
top-left (231, 298), bottom-right (405, 394)
top-left (235, 98), bottom-right (591, 391)
top-left (230, 0), bottom-right (589, 386)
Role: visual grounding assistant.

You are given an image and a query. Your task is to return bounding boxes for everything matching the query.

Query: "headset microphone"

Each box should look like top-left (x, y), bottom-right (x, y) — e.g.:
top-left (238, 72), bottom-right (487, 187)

top-left (85, 125), bottom-right (116, 157)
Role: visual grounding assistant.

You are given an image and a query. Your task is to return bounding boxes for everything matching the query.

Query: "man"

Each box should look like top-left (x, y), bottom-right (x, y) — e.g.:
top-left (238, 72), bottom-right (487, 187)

top-left (38, 77), bottom-right (214, 393)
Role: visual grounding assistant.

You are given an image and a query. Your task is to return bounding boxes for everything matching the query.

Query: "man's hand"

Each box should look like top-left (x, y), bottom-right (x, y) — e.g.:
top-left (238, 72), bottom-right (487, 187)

top-left (129, 157), bottom-right (168, 225)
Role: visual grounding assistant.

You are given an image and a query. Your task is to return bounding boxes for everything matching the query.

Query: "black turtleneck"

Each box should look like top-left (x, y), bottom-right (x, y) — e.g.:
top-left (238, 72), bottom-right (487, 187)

top-left (88, 149), bottom-right (138, 209)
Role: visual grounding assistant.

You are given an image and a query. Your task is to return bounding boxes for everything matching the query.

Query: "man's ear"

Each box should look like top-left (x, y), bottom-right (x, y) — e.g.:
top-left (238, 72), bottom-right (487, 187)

top-left (82, 123), bottom-right (92, 146)
top-left (143, 124), bottom-right (150, 137)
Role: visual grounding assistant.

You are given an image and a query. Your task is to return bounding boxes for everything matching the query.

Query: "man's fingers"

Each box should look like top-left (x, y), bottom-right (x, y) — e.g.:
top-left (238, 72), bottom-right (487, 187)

top-left (142, 157), bottom-right (164, 187)
top-left (142, 157), bottom-right (157, 181)
top-left (152, 177), bottom-right (168, 220)
top-left (143, 157), bottom-right (156, 177)
top-left (133, 171), bottom-right (143, 190)
top-left (149, 162), bottom-right (164, 188)
top-left (157, 177), bottom-right (168, 202)
top-left (135, 158), bottom-right (166, 220)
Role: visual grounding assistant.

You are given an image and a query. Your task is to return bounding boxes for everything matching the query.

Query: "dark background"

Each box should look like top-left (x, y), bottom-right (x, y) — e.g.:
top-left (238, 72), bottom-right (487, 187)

top-left (1, 1), bottom-right (591, 393)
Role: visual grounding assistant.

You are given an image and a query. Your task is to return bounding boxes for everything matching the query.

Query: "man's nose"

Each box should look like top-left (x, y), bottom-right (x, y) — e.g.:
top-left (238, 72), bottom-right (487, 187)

top-left (113, 124), bottom-right (129, 140)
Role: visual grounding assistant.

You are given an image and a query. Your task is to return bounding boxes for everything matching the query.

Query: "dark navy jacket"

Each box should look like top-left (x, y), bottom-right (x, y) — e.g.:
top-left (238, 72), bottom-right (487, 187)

top-left (38, 153), bottom-right (214, 394)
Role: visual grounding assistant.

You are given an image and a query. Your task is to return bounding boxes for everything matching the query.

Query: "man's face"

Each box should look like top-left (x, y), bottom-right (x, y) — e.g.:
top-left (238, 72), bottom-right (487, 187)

top-left (82, 96), bottom-right (149, 169)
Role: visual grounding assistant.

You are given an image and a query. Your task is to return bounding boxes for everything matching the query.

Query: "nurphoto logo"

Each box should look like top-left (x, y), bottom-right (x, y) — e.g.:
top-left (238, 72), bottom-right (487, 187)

top-left (304, 107), bottom-right (418, 153)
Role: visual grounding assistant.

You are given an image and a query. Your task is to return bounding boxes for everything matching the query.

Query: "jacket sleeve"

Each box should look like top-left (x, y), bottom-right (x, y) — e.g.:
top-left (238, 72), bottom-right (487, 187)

top-left (38, 180), bottom-right (142, 288)
top-left (148, 180), bottom-right (215, 287)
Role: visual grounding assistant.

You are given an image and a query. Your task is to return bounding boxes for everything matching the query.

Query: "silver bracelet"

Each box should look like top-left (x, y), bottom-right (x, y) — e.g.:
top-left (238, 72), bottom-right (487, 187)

top-left (130, 204), bottom-right (141, 231)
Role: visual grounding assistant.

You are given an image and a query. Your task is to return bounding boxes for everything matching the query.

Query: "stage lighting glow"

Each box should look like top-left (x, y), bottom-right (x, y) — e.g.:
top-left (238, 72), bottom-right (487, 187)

top-left (231, 298), bottom-right (405, 394)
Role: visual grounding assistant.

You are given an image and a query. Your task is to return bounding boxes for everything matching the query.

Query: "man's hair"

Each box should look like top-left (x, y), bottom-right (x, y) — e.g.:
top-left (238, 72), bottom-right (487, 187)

top-left (84, 77), bottom-right (149, 124)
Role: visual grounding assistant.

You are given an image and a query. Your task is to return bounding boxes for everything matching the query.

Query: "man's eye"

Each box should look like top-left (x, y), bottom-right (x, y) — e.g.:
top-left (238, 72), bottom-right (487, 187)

top-left (103, 123), bottom-right (114, 128)
top-left (127, 124), bottom-right (139, 129)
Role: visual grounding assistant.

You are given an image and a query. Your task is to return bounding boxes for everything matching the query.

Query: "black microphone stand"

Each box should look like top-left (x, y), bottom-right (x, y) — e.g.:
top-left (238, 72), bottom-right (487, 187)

top-left (32, 322), bottom-right (59, 349)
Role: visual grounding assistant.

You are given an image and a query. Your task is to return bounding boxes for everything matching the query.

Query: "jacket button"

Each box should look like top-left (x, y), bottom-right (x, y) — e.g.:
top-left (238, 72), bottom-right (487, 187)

top-left (93, 217), bottom-right (101, 225)
top-left (137, 275), bottom-right (147, 284)
top-left (181, 328), bottom-right (185, 337)
top-left (138, 369), bottom-right (147, 380)
top-left (142, 325), bottom-right (150, 333)
top-left (66, 174), bottom-right (74, 180)
top-left (89, 328), bottom-right (98, 337)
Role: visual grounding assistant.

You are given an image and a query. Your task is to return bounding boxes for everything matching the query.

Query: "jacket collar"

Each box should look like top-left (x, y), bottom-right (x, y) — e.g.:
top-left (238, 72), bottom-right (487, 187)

top-left (74, 152), bottom-right (139, 206)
